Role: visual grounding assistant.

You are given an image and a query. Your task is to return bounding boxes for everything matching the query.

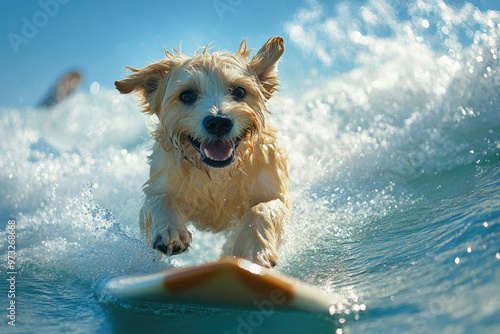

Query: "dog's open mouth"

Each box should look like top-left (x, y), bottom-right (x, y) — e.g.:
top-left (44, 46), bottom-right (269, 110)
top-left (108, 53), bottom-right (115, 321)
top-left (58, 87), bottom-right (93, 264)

top-left (189, 136), bottom-right (241, 168)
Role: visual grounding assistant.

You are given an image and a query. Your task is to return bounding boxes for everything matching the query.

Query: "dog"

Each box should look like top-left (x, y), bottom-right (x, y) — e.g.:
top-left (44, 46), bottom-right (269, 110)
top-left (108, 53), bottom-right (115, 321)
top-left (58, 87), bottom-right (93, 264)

top-left (115, 37), bottom-right (290, 268)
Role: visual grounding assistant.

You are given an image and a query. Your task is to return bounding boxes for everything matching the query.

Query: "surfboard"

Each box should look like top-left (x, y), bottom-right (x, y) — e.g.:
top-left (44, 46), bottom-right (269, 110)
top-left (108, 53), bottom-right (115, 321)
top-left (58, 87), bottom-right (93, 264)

top-left (104, 258), bottom-right (343, 313)
top-left (38, 70), bottom-right (82, 108)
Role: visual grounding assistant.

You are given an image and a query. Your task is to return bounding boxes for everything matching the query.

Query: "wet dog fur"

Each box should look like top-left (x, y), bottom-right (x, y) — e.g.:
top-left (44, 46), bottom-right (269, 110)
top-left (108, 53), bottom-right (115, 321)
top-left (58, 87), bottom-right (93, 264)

top-left (115, 37), bottom-right (290, 268)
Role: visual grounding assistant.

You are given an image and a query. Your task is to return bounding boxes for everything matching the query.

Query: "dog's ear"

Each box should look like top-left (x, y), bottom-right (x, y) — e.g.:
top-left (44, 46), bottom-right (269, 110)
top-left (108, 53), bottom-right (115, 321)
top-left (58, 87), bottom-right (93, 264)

top-left (115, 61), bottom-right (171, 102)
top-left (250, 36), bottom-right (284, 99)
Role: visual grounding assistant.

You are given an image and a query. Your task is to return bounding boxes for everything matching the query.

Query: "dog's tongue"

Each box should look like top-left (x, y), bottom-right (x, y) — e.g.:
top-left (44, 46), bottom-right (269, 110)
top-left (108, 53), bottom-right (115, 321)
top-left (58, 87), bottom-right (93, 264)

top-left (201, 141), bottom-right (234, 161)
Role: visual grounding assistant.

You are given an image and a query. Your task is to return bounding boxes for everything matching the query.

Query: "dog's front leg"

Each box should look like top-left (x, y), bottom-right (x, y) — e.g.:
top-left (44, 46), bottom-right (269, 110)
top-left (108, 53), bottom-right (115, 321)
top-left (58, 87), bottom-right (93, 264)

top-left (140, 195), bottom-right (192, 256)
top-left (229, 198), bottom-right (288, 268)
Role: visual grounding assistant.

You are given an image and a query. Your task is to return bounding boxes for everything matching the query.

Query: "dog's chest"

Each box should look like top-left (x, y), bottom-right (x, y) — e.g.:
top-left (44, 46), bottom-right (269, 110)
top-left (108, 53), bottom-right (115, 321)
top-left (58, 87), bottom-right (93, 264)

top-left (173, 172), bottom-right (254, 231)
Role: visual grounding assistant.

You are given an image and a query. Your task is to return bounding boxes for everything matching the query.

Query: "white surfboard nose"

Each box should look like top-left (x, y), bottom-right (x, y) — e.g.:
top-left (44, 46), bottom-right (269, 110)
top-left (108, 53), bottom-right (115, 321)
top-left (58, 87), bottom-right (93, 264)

top-left (103, 258), bottom-right (344, 313)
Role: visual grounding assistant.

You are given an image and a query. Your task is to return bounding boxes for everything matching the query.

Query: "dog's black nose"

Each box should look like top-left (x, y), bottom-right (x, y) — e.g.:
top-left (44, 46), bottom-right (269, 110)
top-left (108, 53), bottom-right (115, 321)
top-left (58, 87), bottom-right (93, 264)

top-left (203, 115), bottom-right (233, 136)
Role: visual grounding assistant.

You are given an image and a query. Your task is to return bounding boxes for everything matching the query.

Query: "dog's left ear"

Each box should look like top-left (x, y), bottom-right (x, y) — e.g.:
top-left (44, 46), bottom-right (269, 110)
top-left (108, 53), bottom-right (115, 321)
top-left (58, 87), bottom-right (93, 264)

top-left (115, 61), bottom-right (171, 113)
top-left (250, 36), bottom-right (285, 99)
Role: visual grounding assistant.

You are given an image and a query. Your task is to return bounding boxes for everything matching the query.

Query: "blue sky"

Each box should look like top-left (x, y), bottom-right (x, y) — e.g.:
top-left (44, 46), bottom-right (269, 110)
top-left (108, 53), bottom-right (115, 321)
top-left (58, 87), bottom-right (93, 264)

top-left (1, 0), bottom-right (499, 108)
top-left (0, 0), bottom-right (302, 107)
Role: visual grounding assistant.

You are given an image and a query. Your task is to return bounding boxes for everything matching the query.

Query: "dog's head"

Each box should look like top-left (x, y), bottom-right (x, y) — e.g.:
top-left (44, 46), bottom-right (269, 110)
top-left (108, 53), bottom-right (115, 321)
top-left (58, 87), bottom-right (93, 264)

top-left (115, 37), bottom-right (284, 179)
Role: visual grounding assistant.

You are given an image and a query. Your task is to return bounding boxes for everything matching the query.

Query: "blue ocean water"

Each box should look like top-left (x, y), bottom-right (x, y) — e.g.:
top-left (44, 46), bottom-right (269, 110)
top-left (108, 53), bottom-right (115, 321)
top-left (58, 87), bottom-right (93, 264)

top-left (1, 0), bottom-right (500, 333)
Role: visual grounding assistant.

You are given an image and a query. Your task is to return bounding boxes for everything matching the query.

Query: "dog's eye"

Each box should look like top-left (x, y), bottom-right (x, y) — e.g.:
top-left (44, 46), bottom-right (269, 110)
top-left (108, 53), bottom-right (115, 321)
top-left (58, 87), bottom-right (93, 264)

top-left (180, 90), bottom-right (197, 103)
top-left (231, 87), bottom-right (246, 100)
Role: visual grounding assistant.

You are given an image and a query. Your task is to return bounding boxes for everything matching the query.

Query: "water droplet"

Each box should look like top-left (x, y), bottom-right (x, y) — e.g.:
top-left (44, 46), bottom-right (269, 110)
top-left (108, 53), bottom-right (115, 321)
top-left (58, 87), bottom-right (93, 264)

top-left (455, 257), bottom-right (460, 264)
top-left (90, 81), bottom-right (100, 95)
top-left (467, 247), bottom-right (472, 253)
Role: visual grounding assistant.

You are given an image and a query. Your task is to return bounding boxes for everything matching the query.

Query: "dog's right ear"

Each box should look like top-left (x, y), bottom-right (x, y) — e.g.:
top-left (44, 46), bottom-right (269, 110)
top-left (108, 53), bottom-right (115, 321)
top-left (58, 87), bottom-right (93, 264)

top-left (250, 36), bottom-right (285, 100)
top-left (115, 62), bottom-right (171, 102)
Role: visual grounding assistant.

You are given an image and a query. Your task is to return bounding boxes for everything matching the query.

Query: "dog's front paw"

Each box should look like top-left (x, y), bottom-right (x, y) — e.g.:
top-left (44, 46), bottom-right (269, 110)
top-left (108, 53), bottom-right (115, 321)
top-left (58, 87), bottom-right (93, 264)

top-left (255, 248), bottom-right (278, 268)
top-left (151, 226), bottom-right (192, 256)
top-left (230, 242), bottom-right (279, 268)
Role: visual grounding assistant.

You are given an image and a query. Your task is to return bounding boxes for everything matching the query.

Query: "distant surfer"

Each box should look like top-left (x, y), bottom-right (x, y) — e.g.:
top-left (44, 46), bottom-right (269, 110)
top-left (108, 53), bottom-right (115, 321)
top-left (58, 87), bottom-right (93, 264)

top-left (38, 70), bottom-right (82, 108)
